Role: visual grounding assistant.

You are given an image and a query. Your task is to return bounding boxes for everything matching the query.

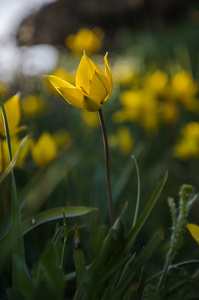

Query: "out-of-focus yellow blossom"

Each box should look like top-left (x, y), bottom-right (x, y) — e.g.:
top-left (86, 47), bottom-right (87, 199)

top-left (139, 93), bottom-right (159, 132)
top-left (112, 90), bottom-right (141, 123)
top-left (31, 132), bottom-right (57, 168)
top-left (53, 68), bottom-right (75, 86)
top-left (53, 130), bottom-right (72, 149)
top-left (0, 136), bottom-right (30, 173)
top-left (174, 122), bottom-right (199, 159)
top-left (109, 126), bottom-right (133, 154)
top-left (171, 71), bottom-right (198, 110)
top-left (21, 95), bottom-right (45, 118)
top-left (0, 94), bottom-right (25, 137)
top-left (145, 70), bottom-right (168, 95)
top-left (112, 60), bottom-right (137, 86)
top-left (161, 102), bottom-right (179, 124)
top-left (112, 90), bottom-right (159, 132)
top-left (81, 110), bottom-right (99, 129)
top-left (65, 27), bottom-right (104, 55)
top-left (45, 52), bottom-right (112, 112)
top-left (187, 224), bottom-right (199, 245)
top-left (117, 126), bottom-right (133, 154)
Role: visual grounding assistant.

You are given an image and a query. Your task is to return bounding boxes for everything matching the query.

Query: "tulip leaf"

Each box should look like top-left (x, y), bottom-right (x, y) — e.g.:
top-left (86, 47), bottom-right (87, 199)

top-left (0, 206), bottom-right (98, 265)
top-left (114, 229), bottom-right (164, 299)
top-left (73, 224), bottom-right (86, 289)
top-left (125, 171), bottom-right (168, 250)
top-left (0, 94), bottom-right (25, 287)
top-left (0, 134), bottom-right (30, 183)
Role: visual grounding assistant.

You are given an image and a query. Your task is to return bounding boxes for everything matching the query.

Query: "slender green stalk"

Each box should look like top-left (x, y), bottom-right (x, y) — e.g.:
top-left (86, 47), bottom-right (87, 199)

top-left (0, 94), bottom-right (25, 289)
top-left (60, 210), bottom-right (67, 268)
top-left (132, 155), bottom-right (140, 228)
top-left (98, 109), bottom-right (115, 225)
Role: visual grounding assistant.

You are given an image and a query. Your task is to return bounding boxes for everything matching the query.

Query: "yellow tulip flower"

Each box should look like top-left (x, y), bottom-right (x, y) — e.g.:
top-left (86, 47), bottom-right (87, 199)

top-left (0, 136), bottom-right (30, 173)
top-left (187, 224), bottom-right (199, 245)
top-left (31, 132), bottom-right (57, 168)
top-left (45, 52), bottom-right (112, 112)
top-left (65, 27), bottom-right (104, 55)
top-left (0, 93), bottom-right (22, 137)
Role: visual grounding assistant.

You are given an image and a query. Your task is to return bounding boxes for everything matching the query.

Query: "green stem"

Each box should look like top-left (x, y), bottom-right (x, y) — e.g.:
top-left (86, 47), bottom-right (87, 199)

top-left (98, 109), bottom-right (115, 225)
top-left (156, 254), bottom-right (173, 299)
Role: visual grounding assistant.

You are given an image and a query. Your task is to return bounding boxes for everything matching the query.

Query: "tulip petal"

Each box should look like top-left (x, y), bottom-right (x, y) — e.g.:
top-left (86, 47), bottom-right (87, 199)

top-left (45, 75), bottom-right (75, 96)
top-left (88, 71), bottom-right (110, 104)
top-left (187, 224), bottom-right (199, 245)
top-left (83, 96), bottom-right (103, 112)
top-left (103, 52), bottom-right (112, 103)
top-left (58, 87), bottom-right (84, 109)
top-left (76, 53), bottom-right (104, 94)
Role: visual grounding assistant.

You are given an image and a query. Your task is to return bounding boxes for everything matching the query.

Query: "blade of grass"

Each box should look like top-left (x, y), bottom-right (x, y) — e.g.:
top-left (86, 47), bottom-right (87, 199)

top-left (60, 210), bottom-right (67, 268)
top-left (125, 172), bottom-right (168, 250)
top-left (0, 134), bottom-right (30, 183)
top-left (115, 229), bottom-right (164, 299)
top-left (0, 93), bottom-right (25, 289)
top-left (73, 224), bottom-right (86, 290)
top-left (132, 155), bottom-right (141, 228)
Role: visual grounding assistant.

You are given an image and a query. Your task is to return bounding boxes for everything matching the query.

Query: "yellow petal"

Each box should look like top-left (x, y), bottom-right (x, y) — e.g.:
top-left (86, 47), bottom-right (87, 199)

top-left (76, 53), bottom-right (104, 94)
top-left (31, 132), bottom-right (57, 168)
top-left (45, 75), bottom-right (75, 96)
top-left (0, 93), bottom-right (21, 137)
top-left (83, 96), bottom-right (103, 112)
top-left (88, 71), bottom-right (110, 104)
top-left (187, 224), bottom-right (199, 245)
top-left (58, 87), bottom-right (84, 109)
top-left (103, 52), bottom-right (112, 103)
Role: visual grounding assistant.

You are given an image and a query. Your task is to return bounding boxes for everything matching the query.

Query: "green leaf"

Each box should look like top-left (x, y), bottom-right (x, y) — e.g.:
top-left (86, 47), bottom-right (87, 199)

top-left (0, 134), bottom-right (30, 183)
top-left (125, 171), bottom-right (168, 250)
top-left (51, 226), bottom-right (63, 245)
top-left (0, 206), bottom-right (98, 265)
top-left (60, 210), bottom-right (67, 268)
top-left (73, 224), bottom-right (86, 289)
top-left (0, 93), bottom-right (25, 289)
top-left (35, 242), bottom-right (65, 299)
top-left (114, 230), bottom-right (164, 299)
top-left (132, 155), bottom-right (141, 228)
top-left (11, 257), bottom-right (32, 299)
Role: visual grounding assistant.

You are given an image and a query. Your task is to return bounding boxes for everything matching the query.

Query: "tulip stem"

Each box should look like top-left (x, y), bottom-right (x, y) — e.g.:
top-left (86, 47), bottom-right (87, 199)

top-left (98, 108), bottom-right (115, 225)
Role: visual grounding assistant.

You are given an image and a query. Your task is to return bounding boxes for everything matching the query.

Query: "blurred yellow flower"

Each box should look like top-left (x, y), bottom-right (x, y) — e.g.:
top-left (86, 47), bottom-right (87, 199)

top-left (161, 102), bottom-right (179, 124)
top-left (171, 71), bottom-right (198, 110)
top-left (0, 94), bottom-right (24, 137)
top-left (109, 126), bottom-right (133, 154)
top-left (45, 52), bottom-right (112, 112)
top-left (81, 110), bottom-right (99, 129)
top-left (172, 71), bottom-right (197, 96)
top-left (112, 59), bottom-right (136, 86)
top-left (112, 90), bottom-right (159, 132)
top-left (21, 95), bottom-right (45, 118)
top-left (187, 224), bottom-right (199, 245)
top-left (117, 126), bottom-right (134, 154)
top-left (31, 132), bottom-right (57, 167)
top-left (174, 122), bottom-right (199, 159)
top-left (0, 136), bottom-right (30, 173)
top-left (53, 129), bottom-right (72, 149)
top-left (65, 27), bottom-right (104, 55)
top-left (145, 70), bottom-right (168, 94)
